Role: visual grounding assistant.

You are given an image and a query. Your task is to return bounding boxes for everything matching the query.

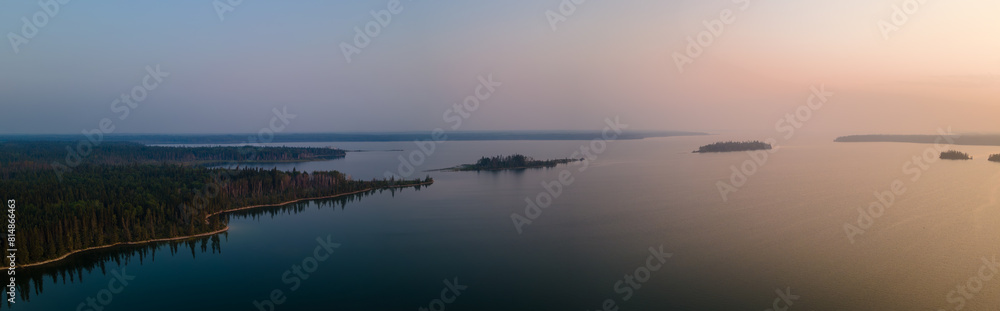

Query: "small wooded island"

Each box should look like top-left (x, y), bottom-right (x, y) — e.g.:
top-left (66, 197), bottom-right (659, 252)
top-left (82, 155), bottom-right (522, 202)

top-left (694, 141), bottom-right (772, 153)
top-left (990, 154), bottom-right (1000, 162)
top-left (436, 154), bottom-right (582, 171)
top-left (940, 150), bottom-right (973, 160)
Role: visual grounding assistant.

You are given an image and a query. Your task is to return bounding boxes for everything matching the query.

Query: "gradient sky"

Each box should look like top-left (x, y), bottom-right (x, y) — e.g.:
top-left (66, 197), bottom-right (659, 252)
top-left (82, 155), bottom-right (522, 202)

top-left (1, 0), bottom-right (998, 134)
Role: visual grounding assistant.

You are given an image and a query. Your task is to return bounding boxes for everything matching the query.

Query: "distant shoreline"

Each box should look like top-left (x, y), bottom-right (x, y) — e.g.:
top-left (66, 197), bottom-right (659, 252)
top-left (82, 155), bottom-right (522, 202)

top-left (0, 131), bottom-right (708, 145)
top-left (17, 181), bottom-right (433, 269)
top-left (835, 134), bottom-right (1000, 146)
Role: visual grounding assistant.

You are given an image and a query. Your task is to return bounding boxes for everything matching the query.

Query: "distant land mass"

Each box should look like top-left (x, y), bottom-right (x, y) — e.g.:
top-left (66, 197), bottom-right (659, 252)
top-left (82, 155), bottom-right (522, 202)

top-left (0, 141), bottom-right (345, 166)
top-left (694, 141), bottom-right (772, 153)
top-left (990, 154), bottom-right (1000, 162)
top-left (0, 131), bottom-right (708, 145)
top-left (834, 134), bottom-right (1000, 146)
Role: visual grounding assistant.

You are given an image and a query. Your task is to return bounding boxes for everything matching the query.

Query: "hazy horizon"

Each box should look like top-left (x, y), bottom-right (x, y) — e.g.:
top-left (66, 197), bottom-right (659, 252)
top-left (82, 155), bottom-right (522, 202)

top-left (3, 0), bottom-right (999, 134)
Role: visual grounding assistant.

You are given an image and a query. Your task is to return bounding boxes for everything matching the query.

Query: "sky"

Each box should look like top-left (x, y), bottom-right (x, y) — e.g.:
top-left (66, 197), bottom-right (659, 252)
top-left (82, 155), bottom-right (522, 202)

top-left (1, 0), bottom-right (998, 135)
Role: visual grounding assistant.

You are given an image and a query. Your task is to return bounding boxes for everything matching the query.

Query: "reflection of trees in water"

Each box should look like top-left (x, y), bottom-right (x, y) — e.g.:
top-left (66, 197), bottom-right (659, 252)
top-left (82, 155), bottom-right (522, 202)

top-left (221, 187), bottom-right (391, 222)
top-left (7, 234), bottom-right (224, 309)
top-left (6, 187), bottom-right (420, 308)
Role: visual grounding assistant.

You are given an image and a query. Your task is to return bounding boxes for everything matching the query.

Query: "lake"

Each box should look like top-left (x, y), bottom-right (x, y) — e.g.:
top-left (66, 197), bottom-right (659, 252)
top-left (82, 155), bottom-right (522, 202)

top-left (12, 135), bottom-right (1000, 310)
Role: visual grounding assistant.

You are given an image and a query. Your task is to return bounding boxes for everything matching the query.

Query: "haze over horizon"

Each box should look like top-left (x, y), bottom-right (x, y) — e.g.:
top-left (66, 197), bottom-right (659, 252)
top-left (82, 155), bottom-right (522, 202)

top-left (3, 0), bottom-right (999, 135)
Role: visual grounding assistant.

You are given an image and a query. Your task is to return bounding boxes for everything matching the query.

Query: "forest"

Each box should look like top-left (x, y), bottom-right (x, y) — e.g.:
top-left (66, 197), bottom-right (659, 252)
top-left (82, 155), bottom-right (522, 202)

top-left (0, 142), bottom-right (428, 266)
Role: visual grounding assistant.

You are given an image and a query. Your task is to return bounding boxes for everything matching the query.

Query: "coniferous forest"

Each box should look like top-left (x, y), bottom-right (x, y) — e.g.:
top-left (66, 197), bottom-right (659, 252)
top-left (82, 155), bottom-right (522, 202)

top-left (0, 142), bottom-right (430, 266)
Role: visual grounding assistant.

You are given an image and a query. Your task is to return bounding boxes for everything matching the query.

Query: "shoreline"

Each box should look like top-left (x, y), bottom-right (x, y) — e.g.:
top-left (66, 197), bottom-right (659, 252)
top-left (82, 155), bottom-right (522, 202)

top-left (17, 180), bottom-right (433, 269)
top-left (17, 226), bottom-right (231, 269)
top-left (204, 181), bottom-right (433, 219)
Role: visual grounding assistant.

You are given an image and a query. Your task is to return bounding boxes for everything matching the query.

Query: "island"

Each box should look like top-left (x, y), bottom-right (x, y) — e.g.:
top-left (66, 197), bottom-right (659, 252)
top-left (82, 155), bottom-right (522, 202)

top-left (435, 154), bottom-right (582, 171)
top-left (694, 141), bottom-right (772, 153)
top-left (0, 142), bottom-right (430, 267)
top-left (940, 150), bottom-right (973, 160)
top-left (990, 154), bottom-right (1000, 163)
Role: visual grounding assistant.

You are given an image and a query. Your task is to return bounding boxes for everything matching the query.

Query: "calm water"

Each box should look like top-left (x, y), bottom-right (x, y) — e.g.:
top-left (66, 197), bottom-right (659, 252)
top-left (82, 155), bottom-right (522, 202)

top-left (12, 136), bottom-right (1000, 310)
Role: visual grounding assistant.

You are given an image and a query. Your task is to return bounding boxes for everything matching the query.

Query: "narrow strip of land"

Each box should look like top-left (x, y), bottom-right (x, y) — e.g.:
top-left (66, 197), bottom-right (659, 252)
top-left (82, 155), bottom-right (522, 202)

top-left (18, 181), bottom-right (433, 269)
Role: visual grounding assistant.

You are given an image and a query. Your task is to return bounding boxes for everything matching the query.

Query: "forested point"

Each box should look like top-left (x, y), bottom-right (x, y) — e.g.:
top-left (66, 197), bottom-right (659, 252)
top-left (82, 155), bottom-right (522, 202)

top-left (0, 142), bottom-right (428, 266)
top-left (940, 150), bottom-right (972, 160)
top-left (989, 154), bottom-right (1000, 162)
top-left (442, 154), bottom-right (582, 171)
top-left (694, 141), bottom-right (772, 153)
